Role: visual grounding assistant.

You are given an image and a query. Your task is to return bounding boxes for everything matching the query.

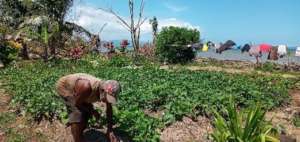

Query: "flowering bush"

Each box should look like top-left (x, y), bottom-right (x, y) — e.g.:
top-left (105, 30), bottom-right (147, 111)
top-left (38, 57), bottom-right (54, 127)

top-left (120, 39), bottom-right (129, 53)
top-left (69, 47), bottom-right (84, 60)
top-left (139, 43), bottom-right (155, 57)
top-left (104, 42), bottom-right (115, 53)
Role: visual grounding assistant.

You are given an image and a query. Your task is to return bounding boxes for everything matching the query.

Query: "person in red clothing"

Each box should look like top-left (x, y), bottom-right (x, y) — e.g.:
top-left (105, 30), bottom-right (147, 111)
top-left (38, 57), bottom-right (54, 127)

top-left (56, 73), bottom-right (121, 142)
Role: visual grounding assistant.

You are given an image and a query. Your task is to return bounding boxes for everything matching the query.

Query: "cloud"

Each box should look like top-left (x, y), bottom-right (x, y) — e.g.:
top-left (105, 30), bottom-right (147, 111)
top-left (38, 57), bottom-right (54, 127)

top-left (66, 5), bottom-right (199, 41)
top-left (164, 2), bottom-right (188, 12)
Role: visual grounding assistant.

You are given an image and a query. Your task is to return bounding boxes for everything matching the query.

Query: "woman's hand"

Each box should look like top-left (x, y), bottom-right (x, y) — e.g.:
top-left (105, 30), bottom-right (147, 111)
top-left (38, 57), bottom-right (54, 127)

top-left (91, 110), bottom-right (100, 120)
top-left (107, 131), bottom-right (119, 142)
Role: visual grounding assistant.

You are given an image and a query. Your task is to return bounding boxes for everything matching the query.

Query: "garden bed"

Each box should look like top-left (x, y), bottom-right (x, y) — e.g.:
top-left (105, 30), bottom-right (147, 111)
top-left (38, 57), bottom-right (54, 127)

top-left (0, 56), bottom-right (297, 141)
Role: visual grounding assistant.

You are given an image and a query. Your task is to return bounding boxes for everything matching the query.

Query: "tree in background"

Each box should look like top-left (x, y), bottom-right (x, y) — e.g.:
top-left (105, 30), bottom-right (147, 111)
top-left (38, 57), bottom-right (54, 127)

top-left (0, 0), bottom-right (32, 60)
top-left (0, 0), bottom-right (30, 29)
top-left (34, 0), bottom-right (74, 56)
top-left (149, 16), bottom-right (158, 45)
top-left (101, 0), bottom-right (147, 56)
top-left (155, 26), bottom-right (200, 64)
top-left (0, 0), bottom-right (74, 61)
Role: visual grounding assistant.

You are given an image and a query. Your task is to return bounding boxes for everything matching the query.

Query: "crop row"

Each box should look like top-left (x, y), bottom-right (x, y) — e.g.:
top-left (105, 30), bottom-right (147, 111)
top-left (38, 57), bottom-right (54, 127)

top-left (0, 57), bottom-right (293, 141)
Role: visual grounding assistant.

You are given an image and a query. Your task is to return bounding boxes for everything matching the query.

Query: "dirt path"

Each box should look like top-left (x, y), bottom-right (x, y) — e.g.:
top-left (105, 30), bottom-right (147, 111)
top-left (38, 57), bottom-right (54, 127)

top-left (0, 82), bottom-right (10, 113)
top-left (0, 82), bottom-right (9, 142)
top-left (266, 89), bottom-right (300, 142)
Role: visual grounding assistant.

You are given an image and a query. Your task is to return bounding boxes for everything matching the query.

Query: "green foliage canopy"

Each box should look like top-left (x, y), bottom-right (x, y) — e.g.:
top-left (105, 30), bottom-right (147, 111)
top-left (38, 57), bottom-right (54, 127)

top-left (155, 26), bottom-right (200, 63)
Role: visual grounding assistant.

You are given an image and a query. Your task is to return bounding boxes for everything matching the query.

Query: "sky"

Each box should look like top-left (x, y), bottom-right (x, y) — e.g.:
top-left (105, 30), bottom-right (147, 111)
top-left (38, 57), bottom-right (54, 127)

top-left (66, 0), bottom-right (300, 46)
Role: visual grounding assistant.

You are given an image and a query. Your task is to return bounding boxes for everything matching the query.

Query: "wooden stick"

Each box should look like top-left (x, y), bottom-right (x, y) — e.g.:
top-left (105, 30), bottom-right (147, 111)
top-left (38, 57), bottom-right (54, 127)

top-left (106, 102), bottom-right (113, 131)
top-left (106, 102), bottom-right (119, 142)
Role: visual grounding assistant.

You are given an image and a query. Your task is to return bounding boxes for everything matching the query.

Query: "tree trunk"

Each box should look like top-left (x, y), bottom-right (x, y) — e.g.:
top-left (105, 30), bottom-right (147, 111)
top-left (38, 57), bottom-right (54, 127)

top-left (44, 45), bottom-right (48, 62)
top-left (130, 31), bottom-right (137, 57)
top-left (49, 39), bottom-right (56, 56)
top-left (50, 22), bottom-right (64, 58)
top-left (21, 42), bottom-right (29, 60)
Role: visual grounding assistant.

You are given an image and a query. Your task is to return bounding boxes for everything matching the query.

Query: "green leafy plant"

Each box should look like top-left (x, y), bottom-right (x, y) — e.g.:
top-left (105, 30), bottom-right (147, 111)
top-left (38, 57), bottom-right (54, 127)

top-left (256, 62), bottom-right (278, 72)
top-left (0, 40), bottom-right (20, 65)
top-left (108, 54), bottom-right (132, 67)
top-left (0, 55), bottom-right (293, 141)
top-left (293, 113), bottom-right (300, 127)
top-left (212, 98), bottom-right (280, 142)
top-left (155, 26), bottom-right (200, 63)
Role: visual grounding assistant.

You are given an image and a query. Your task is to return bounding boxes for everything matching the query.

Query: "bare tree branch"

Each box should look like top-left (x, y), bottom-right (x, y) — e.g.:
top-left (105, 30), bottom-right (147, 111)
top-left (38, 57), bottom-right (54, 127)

top-left (98, 23), bottom-right (107, 34)
top-left (137, 17), bottom-right (147, 29)
top-left (116, 21), bottom-right (131, 32)
top-left (99, 0), bottom-right (147, 54)
top-left (135, 0), bottom-right (145, 29)
top-left (98, 7), bottom-right (131, 30)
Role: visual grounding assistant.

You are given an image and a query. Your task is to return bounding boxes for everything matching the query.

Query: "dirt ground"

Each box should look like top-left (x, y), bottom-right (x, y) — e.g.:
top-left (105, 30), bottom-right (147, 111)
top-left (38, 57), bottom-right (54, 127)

top-left (160, 116), bottom-right (213, 142)
top-left (265, 89), bottom-right (300, 142)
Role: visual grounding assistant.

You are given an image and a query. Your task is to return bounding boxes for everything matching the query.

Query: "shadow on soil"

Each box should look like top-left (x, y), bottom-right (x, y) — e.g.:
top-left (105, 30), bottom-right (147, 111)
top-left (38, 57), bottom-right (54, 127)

top-left (84, 129), bottom-right (131, 142)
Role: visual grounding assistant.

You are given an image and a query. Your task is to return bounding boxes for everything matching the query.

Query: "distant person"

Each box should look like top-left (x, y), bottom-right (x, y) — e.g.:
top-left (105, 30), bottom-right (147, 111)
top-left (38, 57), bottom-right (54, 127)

top-left (56, 73), bottom-right (121, 142)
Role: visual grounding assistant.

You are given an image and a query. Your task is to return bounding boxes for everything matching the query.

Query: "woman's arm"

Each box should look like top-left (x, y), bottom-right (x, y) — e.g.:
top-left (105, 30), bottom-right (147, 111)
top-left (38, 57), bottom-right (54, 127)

top-left (106, 102), bottom-right (113, 131)
top-left (106, 102), bottom-right (118, 142)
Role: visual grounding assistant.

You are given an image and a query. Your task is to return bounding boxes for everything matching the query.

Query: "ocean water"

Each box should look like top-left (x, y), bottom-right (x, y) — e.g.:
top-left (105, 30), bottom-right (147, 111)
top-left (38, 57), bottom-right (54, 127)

top-left (197, 49), bottom-right (300, 64)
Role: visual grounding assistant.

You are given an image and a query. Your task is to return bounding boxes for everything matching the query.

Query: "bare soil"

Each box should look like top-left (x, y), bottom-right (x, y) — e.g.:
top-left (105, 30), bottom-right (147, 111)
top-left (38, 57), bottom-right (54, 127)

top-left (160, 116), bottom-right (213, 142)
top-left (265, 89), bottom-right (300, 142)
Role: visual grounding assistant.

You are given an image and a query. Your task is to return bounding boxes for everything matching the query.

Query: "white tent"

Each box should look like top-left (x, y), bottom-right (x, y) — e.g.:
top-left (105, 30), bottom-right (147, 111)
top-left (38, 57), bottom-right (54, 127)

top-left (295, 47), bottom-right (300, 57)
top-left (278, 45), bottom-right (287, 57)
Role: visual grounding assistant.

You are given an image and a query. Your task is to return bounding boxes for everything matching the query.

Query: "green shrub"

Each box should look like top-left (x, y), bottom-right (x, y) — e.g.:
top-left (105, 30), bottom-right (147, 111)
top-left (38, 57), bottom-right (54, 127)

top-left (0, 40), bottom-right (20, 65)
top-left (212, 98), bottom-right (279, 142)
top-left (256, 62), bottom-right (278, 72)
top-left (155, 26), bottom-right (200, 64)
top-left (293, 113), bottom-right (300, 127)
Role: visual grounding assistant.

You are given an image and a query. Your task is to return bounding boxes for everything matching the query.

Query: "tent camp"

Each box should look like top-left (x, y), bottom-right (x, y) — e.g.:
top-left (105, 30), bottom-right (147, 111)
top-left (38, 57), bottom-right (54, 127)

top-left (202, 43), bottom-right (209, 52)
top-left (249, 45), bottom-right (262, 64)
top-left (296, 47), bottom-right (300, 57)
top-left (277, 45), bottom-right (287, 57)
top-left (216, 40), bottom-right (236, 54)
top-left (249, 45), bottom-right (262, 57)
top-left (241, 44), bottom-right (251, 53)
top-left (259, 43), bottom-right (272, 53)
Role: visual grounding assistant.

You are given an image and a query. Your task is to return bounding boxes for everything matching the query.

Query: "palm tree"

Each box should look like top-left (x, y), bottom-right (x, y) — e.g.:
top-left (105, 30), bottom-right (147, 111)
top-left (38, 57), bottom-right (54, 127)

top-left (149, 16), bottom-right (158, 45)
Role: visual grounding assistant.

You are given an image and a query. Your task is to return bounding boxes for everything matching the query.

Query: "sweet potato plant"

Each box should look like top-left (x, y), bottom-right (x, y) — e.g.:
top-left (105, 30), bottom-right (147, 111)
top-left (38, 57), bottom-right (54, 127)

top-left (0, 55), bottom-right (294, 141)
